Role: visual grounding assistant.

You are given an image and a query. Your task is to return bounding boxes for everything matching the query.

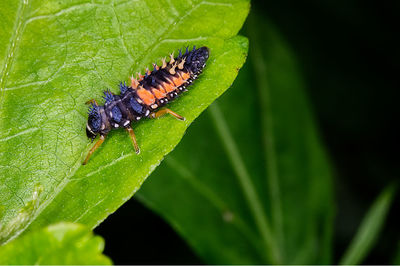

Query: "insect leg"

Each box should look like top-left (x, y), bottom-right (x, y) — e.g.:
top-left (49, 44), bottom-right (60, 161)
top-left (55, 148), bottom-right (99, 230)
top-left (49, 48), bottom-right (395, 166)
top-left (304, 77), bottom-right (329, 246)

top-left (150, 108), bottom-right (185, 121)
top-left (83, 135), bottom-right (106, 165)
top-left (126, 127), bottom-right (140, 154)
top-left (85, 99), bottom-right (98, 105)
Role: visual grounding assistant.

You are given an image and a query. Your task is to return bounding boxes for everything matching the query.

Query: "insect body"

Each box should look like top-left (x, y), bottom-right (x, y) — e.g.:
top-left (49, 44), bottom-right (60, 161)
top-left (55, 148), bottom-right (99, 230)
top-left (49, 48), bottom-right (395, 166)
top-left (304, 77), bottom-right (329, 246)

top-left (83, 46), bottom-right (209, 164)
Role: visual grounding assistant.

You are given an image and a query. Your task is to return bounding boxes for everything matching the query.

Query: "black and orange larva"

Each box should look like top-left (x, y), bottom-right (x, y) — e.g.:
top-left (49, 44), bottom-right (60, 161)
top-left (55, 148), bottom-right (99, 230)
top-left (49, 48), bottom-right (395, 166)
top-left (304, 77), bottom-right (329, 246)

top-left (83, 46), bottom-right (209, 164)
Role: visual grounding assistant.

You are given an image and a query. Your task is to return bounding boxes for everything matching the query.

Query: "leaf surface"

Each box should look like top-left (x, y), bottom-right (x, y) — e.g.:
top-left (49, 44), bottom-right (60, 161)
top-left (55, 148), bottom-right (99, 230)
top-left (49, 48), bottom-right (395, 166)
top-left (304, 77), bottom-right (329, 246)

top-left (136, 13), bottom-right (335, 264)
top-left (0, 222), bottom-right (111, 265)
top-left (0, 0), bottom-right (249, 243)
top-left (394, 242), bottom-right (400, 265)
top-left (340, 185), bottom-right (396, 265)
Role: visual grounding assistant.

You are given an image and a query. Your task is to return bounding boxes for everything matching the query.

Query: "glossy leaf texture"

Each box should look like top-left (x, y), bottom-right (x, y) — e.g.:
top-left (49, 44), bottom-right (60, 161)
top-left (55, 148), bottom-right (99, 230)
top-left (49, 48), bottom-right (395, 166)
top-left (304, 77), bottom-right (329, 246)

top-left (0, 0), bottom-right (249, 243)
top-left (136, 13), bottom-right (335, 264)
top-left (0, 222), bottom-right (111, 264)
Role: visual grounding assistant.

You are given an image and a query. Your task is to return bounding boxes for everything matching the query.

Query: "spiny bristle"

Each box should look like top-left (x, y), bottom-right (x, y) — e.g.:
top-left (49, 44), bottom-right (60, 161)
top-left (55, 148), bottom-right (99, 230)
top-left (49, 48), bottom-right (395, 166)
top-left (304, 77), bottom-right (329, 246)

top-left (185, 45), bottom-right (196, 64)
top-left (119, 81), bottom-right (128, 94)
top-left (169, 63), bottom-right (177, 74)
top-left (88, 103), bottom-right (99, 116)
top-left (137, 72), bottom-right (144, 79)
top-left (145, 68), bottom-right (150, 77)
top-left (152, 63), bottom-right (159, 71)
top-left (186, 47), bottom-right (195, 64)
top-left (103, 89), bottom-right (114, 104)
top-left (169, 52), bottom-right (175, 64)
top-left (178, 58), bottom-right (185, 69)
top-left (130, 76), bottom-right (139, 88)
top-left (161, 57), bottom-right (167, 68)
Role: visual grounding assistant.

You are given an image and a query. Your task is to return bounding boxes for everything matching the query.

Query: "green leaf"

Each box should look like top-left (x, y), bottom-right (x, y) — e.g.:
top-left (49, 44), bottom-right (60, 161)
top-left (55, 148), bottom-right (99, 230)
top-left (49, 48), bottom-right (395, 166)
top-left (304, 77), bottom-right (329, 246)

top-left (136, 13), bottom-right (334, 264)
top-left (340, 185), bottom-right (396, 265)
top-left (0, 0), bottom-right (249, 243)
top-left (0, 222), bottom-right (111, 265)
top-left (393, 241), bottom-right (400, 265)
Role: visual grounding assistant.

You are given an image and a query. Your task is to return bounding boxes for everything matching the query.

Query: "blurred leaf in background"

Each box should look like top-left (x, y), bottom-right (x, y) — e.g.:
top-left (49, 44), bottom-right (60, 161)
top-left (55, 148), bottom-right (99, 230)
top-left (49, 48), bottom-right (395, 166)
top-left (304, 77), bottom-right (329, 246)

top-left (136, 11), bottom-right (335, 264)
top-left (394, 243), bottom-right (400, 265)
top-left (0, 0), bottom-right (249, 245)
top-left (0, 222), bottom-right (111, 264)
top-left (340, 185), bottom-right (396, 265)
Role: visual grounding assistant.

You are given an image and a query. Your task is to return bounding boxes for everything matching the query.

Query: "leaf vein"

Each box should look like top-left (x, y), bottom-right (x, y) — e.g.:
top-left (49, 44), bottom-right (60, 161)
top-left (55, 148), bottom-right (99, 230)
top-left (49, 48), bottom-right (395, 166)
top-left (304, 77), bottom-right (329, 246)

top-left (111, 0), bottom-right (134, 62)
top-left (0, 0), bottom-right (30, 103)
top-left (131, 0), bottom-right (207, 71)
top-left (24, 2), bottom-right (101, 25)
top-left (165, 157), bottom-right (262, 248)
top-left (0, 128), bottom-right (39, 142)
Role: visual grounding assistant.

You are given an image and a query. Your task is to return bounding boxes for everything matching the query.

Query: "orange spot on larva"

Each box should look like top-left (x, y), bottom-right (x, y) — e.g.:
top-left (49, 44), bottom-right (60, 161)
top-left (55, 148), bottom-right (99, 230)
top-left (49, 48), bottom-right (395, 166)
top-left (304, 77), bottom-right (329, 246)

top-left (137, 87), bottom-right (156, 105)
top-left (137, 72), bottom-right (144, 80)
top-left (157, 85), bottom-right (167, 93)
top-left (152, 87), bottom-right (166, 99)
top-left (172, 75), bottom-right (184, 87)
top-left (180, 71), bottom-right (190, 80)
top-left (130, 77), bottom-right (139, 88)
top-left (162, 81), bottom-right (175, 93)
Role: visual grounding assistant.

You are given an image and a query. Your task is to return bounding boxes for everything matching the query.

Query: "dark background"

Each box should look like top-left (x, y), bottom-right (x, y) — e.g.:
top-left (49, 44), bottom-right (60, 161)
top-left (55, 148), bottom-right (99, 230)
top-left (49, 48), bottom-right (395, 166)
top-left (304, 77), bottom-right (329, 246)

top-left (95, 0), bottom-right (399, 264)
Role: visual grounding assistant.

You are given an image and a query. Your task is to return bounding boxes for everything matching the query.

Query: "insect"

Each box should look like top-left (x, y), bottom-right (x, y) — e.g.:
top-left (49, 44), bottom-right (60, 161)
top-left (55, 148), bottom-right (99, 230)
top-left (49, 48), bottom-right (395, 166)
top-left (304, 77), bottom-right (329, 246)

top-left (83, 46), bottom-right (209, 165)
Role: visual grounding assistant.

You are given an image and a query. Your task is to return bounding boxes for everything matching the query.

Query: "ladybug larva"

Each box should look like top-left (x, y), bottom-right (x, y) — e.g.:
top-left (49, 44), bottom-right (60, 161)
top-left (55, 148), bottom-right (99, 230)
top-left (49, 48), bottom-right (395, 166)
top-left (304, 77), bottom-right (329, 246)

top-left (83, 46), bottom-right (209, 165)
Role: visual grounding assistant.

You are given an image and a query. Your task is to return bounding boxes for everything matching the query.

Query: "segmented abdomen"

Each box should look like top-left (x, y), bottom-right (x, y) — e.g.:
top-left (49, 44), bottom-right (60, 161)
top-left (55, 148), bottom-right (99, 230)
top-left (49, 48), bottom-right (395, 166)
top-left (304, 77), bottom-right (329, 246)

top-left (93, 46), bottom-right (209, 135)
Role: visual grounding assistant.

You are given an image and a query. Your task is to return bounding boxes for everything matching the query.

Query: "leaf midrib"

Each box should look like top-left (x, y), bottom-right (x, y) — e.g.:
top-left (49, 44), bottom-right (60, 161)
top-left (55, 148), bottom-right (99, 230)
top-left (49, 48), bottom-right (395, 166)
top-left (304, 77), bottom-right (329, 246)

top-left (247, 16), bottom-right (285, 261)
top-left (208, 104), bottom-right (281, 264)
